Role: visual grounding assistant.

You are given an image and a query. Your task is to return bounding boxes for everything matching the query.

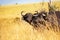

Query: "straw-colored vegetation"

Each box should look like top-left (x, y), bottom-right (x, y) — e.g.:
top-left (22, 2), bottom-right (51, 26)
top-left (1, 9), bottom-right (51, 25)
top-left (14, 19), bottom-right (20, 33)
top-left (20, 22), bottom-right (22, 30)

top-left (0, 2), bottom-right (60, 40)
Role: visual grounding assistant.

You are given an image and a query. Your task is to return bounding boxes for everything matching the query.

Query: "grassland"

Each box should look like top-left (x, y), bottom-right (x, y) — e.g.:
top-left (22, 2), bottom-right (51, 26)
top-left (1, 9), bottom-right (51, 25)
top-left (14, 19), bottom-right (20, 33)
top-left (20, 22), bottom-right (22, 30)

top-left (0, 2), bottom-right (60, 40)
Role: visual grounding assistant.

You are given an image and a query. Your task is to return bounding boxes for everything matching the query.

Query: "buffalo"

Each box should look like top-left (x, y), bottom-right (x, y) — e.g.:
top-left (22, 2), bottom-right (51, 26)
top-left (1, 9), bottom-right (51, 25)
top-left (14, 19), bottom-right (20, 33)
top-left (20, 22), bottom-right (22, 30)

top-left (31, 11), bottom-right (46, 27)
top-left (31, 15), bottom-right (46, 27)
top-left (34, 11), bottom-right (48, 21)
top-left (21, 11), bottom-right (33, 24)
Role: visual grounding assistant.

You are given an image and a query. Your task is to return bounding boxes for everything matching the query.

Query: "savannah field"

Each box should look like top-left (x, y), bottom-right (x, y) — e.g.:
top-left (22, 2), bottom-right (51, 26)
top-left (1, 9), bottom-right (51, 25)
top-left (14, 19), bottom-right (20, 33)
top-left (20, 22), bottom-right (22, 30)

top-left (0, 2), bottom-right (60, 40)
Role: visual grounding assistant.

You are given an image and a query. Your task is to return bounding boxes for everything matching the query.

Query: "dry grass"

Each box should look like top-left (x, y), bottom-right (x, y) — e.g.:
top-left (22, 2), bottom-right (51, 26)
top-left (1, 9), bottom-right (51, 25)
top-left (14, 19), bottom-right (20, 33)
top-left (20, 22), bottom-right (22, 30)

top-left (0, 18), bottom-right (60, 40)
top-left (0, 2), bottom-right (60, 40)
